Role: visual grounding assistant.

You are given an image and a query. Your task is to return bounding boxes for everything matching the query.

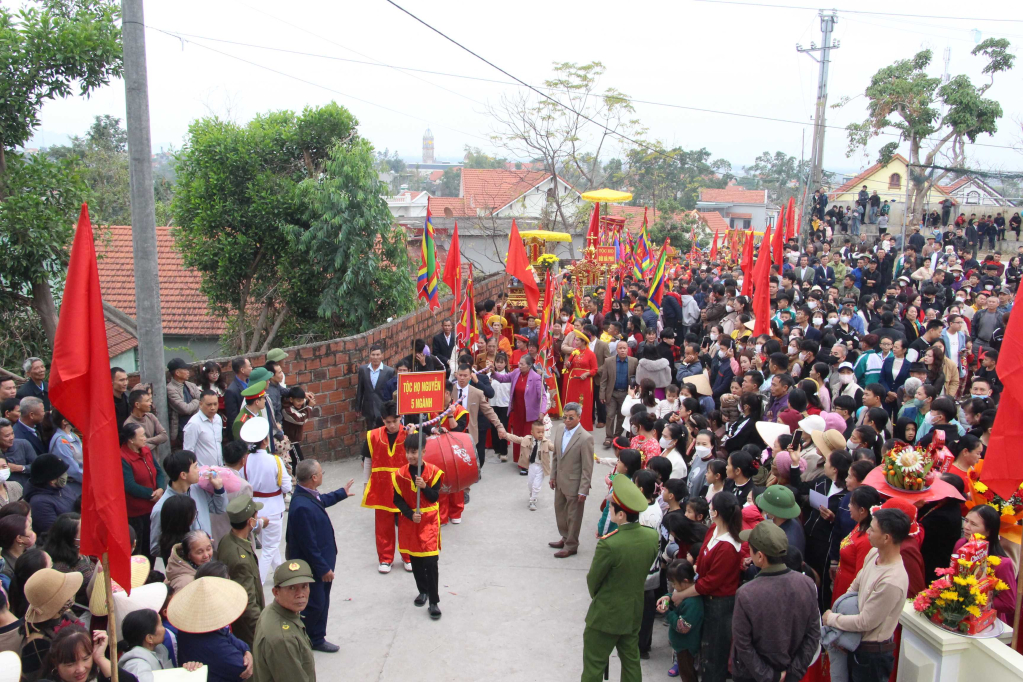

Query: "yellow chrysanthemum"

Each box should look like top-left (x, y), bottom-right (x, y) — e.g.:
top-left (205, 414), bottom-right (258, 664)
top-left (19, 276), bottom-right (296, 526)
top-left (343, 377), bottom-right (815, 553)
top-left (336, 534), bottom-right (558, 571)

top-left (975, 593), bottom-right (988, 606)
top-left (988, 502), bottom-right (1000, 511)
top-left (966, 575), bottom-right (979, 585)
top-left (974, 481), bottom-right (989, 493)
top-left (940, 590), bottom-right (959, 601)
top-left (1002, 504), bottom-right (1015, 516)
top-left (954, 576), bottom-right (968, 586)
top-left (966, 606), bottom-right (982, 618)
top-left (958, 558), bottom-right (972, 567)
top-left (996, 580), bottom-right (1010, 591)
top-left (988, 556), bottom-right (1002, 566)
top-left (936, 599), bottom-right (947, 607)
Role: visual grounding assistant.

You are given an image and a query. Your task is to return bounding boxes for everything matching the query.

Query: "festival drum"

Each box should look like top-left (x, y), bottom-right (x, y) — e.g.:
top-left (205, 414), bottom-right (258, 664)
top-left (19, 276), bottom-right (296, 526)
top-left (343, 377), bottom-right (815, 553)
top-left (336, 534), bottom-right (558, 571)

top-left (422, 432), bottom-right (479, 494)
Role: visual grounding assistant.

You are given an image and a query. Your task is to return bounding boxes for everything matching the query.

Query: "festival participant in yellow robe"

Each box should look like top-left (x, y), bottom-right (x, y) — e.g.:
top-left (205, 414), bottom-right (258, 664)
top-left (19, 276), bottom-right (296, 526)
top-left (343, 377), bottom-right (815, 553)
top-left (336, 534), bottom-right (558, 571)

top-left (564, 330), bottom-right (598, 431)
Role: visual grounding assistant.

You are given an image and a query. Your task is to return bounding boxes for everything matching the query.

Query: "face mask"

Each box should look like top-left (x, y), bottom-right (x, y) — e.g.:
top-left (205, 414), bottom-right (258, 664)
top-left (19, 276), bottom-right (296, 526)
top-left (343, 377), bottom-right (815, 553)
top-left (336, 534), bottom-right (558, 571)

top-left (737, 278), bottom-right (744, 288)
top-left (0, 468), bottom-right (9, 482)
top-left (717, 350), bottom-right (727, 359)
top-left (631, 426), bottom-right (639, 436)
top-left (970, 392), bottom-right (987, 399)
top-left (788, 346), bottom-right (798, 356)
top-left (840, 374), bottom-right (854, 384)
top-left (812, 317), bottom-right (823, 326)
top-left (924, 412), bottom-right (936, 424)
top-left (956, 296), bottom-right (966, 303)
top-left (827, 317), bottom-right (838, 326)
top-left (695, 445), bottom-right (713, 459)
top-left (906, 398), bottom-right (922, 408)
top-left (808, 301), bottom-right (818, 310)
top-left (709, 332), bottom-right (719, 341)
top-left (840, 315), bottom-right (851, 324)
top-left (561, 316), bottom-right (569, 322)
top-left (659, 437), bottom-right (673, 449)
top-left (755, 344), bottom-right (763, 354)
top-left (55, 473), bottom-right (68, 488)
top-left (725, 305), bottom-right (734, 313)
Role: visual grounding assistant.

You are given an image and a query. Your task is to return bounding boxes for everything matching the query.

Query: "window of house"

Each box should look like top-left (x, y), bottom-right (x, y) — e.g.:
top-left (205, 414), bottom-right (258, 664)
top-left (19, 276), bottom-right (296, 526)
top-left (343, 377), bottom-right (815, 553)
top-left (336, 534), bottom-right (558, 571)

top-left (889, 173), bottom-right (901, 190)
top-left (966, 190), bottom-right (980, 205)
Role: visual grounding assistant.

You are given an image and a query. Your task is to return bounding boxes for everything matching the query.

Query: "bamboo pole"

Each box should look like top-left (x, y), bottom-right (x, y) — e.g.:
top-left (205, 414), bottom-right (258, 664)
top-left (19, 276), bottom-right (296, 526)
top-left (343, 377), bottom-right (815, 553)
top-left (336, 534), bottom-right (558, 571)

top-left (101, 553), bottom-right (119, 682)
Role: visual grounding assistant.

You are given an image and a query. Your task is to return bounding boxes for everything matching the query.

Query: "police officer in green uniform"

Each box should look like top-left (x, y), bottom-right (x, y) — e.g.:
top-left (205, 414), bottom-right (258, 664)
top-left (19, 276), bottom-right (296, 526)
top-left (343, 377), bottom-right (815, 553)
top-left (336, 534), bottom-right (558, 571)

top-left (581, 475), bottom-right (659, 682)
top-left (234, 380), bottom-right (268, 441)
top-left (252, 559), bottom-right (317, 682)
top-left (217, 494), bottom-right (266, 646)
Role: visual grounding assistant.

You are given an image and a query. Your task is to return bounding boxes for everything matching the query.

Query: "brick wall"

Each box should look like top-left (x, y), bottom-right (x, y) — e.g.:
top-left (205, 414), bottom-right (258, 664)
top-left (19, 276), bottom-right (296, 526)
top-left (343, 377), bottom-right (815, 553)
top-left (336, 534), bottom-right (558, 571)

top-left (205, 272), bottom-right (508, 461)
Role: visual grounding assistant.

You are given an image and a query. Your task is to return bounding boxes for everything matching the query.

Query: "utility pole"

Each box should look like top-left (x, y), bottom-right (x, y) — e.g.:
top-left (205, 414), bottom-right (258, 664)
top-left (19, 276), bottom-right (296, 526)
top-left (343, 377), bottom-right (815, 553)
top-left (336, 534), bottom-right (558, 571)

top-left (122, 0), bottom-right (169, 458)
top-left (797, 11), bottom-right (839, 244)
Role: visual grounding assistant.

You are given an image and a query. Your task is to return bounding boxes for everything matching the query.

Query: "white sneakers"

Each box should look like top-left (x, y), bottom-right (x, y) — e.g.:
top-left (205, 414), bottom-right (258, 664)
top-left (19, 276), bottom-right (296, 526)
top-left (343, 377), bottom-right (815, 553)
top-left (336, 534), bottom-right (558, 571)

top-left (528, 499), bottom-right (537, 511)
top-left (404, 562), bottom-right (413, 572)
top-left (499, 455), bottom-right (508, 462)
top-left (451, 518), bottom-right (462, 524)
top-left (378, 563), bottom-right (391, 574)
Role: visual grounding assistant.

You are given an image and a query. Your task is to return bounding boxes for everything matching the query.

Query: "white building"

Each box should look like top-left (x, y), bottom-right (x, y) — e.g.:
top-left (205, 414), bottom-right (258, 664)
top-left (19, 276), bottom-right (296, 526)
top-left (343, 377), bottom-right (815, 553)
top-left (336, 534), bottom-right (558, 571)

top-left (696, 187), bottom-right (780, 230)
top-left (386, 189), bottom-right (431, 218)
top-left (938, 176), bottom-right (1013, 217)
top-left (429, 168), bottom-right (582, 219)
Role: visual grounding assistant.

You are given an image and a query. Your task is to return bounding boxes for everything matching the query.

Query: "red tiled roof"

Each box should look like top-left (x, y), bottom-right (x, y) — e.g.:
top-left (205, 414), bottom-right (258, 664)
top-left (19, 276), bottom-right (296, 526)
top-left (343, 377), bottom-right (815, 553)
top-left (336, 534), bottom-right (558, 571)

top-left (938, 177), bottom-right (971, 193)
top-left (699, 188), bottom-right (767, 204)
top-left (829, 153), bottom-right (950, 198)
top-left (726, 212), bottom-right (753, 220)
top-left (429, 197), bottom-right (470, 217)
top-left (698, 212), bottom-right (729, 235)
top-left (96, 226), bottom-right (225, 339)
top-left (428, 171), bottom-right (444, 182)
top-left (105, 320), bottom-right (138, 357)
top-left (461, 169), bottom-right (551, 214)
top-left (610, 206), bottom-right (660, 232)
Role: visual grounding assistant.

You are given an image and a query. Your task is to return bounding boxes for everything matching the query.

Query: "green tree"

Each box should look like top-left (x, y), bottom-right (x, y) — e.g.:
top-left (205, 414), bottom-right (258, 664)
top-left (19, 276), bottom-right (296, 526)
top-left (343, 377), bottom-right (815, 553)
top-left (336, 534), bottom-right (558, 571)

top-left (46, 114), bottom-right (131, 225)
top-left (742, 150), bottom-right (809, 203)
top-left (617, 145), bottom-right (728, 210)
top-left (172, 103), bottom-right (356, 353)
top-left (438, 167), bottom-right (461, 197)
top-left (840, 39), bottom-right (1014, 225)
top-left (295, 137), bottom-right (416, 332)
top-left (462, 146), bottom-right (507, 169)
top-left (0, 0), bottom-right (122, 349)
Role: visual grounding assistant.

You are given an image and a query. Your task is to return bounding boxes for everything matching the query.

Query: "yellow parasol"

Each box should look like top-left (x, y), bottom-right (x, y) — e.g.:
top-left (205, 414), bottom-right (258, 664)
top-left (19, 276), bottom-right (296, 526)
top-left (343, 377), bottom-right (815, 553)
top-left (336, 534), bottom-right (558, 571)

top-left (580, 189), bottom-right (633, 203)
top-left (518, 230), bottom-right (573, 242)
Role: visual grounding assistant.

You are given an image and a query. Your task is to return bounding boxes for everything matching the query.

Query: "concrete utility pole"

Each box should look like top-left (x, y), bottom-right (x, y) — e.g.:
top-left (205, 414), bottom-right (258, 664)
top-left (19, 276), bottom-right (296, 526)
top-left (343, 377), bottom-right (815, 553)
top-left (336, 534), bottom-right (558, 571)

top-left (122, 0), bottom-right (169, 457)
top-left (797, 10), bottom-right (839, 243)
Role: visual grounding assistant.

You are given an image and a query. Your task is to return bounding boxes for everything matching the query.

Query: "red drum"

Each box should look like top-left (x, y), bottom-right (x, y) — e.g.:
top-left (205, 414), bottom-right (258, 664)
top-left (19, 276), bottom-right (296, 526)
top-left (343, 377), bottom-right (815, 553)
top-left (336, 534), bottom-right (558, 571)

top-left (422, 432), bottom-right (479, 494)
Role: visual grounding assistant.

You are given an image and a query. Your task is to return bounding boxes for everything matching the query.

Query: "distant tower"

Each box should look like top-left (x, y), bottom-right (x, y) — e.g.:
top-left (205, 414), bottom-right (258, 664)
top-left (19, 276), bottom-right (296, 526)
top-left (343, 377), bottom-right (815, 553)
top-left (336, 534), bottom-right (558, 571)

top-left (423, 128), bottom-right (435, 164)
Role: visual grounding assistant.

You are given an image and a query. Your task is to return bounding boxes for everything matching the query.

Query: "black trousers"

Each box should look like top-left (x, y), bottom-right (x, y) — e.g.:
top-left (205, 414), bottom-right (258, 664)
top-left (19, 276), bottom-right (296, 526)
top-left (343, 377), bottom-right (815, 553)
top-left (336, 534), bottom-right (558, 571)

top-left (302, 579), bottom-right (331, 645)
top-left (638, 588), bottom-right (658, 654)
top-left (128, 514), bottom-right (153, 565)
top-left (849, 649), bottom-right (894, 682)
top-left (487, 406), bottom-right (509, 456)
top-left (475, 427), bottom-right (488, 469)
top-left (700, 595), bottom-right (735, 682)
top-left (410, 555), bottom-right (440, 605)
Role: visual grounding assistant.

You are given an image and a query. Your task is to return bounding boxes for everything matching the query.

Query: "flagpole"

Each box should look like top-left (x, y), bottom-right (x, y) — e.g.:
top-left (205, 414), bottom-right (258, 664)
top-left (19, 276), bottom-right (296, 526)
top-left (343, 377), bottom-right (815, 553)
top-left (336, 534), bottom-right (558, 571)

top-left (102, 552), bottom-right (120, 682)
top-left (415, 413), bottom-right (424, 514)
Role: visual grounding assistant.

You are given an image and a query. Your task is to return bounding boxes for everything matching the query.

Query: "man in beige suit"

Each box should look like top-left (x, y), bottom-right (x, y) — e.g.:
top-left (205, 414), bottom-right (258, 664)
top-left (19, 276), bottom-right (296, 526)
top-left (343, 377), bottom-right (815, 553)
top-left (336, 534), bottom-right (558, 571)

top-left (599, 343), bottom-right (637, 446)
top-left (548, 402), bottom-right (594, 558)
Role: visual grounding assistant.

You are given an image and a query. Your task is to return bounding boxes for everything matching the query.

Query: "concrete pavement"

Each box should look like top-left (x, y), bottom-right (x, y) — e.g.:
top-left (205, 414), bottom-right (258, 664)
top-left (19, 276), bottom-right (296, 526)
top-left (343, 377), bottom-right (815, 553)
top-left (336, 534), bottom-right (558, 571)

top-left (262, 433), bottom-right (676, 681)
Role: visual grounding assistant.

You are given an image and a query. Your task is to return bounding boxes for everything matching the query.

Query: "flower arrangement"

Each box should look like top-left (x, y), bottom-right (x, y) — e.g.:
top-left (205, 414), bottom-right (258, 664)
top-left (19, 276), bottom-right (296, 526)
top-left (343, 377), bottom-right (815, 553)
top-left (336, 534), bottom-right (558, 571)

top-left (966, 460), bottom-right (1023, 544)
top-left (913, 535), bottom-right (1009, 634)
top-left (882, 442), bottom-right (939, 491)
top-left (534, 253), bottom-right (560, 273)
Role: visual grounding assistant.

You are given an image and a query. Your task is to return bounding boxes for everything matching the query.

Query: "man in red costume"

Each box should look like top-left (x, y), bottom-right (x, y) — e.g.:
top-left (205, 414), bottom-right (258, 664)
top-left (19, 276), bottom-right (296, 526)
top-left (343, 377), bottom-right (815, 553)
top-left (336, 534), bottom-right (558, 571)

top-left (360, 401), bottom-right (411, 574)
top-left (392, 435), bottom-right (444, 620)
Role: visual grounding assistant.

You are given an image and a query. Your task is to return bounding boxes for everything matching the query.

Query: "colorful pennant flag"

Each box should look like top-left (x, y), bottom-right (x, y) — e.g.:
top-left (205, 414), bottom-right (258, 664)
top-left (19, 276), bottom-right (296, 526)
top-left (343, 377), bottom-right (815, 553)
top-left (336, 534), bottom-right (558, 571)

top-left (417, 202), bottom-right (440, 310)
top-left (456, 263), bottom-right (481, 353)
top-left (647, 238), bottom-right (671, 315)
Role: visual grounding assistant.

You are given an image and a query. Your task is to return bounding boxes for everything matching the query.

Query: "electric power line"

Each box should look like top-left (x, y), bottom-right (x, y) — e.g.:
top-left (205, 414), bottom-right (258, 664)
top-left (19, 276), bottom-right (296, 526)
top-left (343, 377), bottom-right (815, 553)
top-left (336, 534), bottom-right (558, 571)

top-left (690, 0), bottom-right (1023, 23)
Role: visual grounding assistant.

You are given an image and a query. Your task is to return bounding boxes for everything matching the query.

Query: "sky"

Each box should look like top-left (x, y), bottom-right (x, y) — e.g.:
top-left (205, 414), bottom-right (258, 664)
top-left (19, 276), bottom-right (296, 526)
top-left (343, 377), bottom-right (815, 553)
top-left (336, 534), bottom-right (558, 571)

top-left (28, 0), bottom-right (1023, 182)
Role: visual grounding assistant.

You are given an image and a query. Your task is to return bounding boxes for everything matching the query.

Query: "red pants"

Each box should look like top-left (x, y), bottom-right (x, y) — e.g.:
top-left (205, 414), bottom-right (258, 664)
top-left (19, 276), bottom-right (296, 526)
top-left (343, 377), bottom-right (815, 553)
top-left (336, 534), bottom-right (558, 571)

top-left (374, 509), bottom-right (409, 564)
top-left (439, 491), bottom-right (464, 525)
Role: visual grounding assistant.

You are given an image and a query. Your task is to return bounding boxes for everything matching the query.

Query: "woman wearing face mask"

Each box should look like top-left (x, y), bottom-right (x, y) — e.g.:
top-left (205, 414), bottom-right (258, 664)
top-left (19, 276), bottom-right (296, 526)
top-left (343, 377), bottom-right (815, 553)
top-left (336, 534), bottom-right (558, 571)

top-left (833, 306), bottom-right (859, 348)
top-left (165, 530), bottom-right (214, 591)
top-left (22, 455), bottom-right (75, 537)
top-left (721, 392), bottom-right (765, 454)
top-left (41, 514), bottom-right (92, 609)
top-left (19, 568), bottom-right (85, 677)
top-left (705, 325), bottom-right (724, 359)
top-left (686, 429), bottom-right (718, 499)
top-left (659, 422), bottom-right (688, 480)
top-left (0, 457), bottom-right (23, 510)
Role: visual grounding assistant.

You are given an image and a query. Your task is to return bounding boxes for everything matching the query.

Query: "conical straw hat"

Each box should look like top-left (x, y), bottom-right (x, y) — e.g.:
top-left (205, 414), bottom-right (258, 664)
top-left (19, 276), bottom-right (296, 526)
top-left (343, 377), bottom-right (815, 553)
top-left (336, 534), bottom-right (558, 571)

top-left (89, 555), bottom-right (151, 616)
top-left (167, 577), bottom-right (248, 633)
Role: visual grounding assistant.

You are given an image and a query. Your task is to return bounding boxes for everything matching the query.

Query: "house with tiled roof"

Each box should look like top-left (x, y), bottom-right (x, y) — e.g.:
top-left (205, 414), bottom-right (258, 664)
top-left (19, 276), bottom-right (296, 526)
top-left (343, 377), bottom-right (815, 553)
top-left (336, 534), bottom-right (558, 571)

top-left (937, 175), bottom-right (1013, 215)
top-left (696, 187), bottom-right (779, 231)
top-left (386, 189), bottom-right (431, 218)
top-left (96, 226), bottom-right (226, 370)
top-left (829, 153), bottom-right (950, 226)
top-left (430, 168), bottom-right (582, 219)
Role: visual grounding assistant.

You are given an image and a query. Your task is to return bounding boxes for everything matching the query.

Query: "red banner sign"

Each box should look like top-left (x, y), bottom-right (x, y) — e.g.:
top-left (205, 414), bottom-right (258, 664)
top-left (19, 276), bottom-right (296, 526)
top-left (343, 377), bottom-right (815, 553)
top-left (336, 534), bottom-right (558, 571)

top-left (596, 245), bottom-right (616, 264)
top-left (396, 371), bottom-right (447, 415)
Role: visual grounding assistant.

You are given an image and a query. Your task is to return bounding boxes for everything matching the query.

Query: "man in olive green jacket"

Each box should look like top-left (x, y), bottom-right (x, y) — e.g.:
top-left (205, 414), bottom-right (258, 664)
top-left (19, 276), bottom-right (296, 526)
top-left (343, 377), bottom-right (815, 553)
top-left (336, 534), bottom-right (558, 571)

top-left (581, 476), bottom-right (659, 682)
top-left (218, 495), bottom-right (265, 646)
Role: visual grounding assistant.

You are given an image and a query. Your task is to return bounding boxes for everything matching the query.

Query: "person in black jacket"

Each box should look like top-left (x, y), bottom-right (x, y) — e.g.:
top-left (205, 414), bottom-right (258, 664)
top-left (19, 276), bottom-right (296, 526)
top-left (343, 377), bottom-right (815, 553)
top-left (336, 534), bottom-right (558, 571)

top-left (431, 319), bottom-right (458, 367)
top-left (224, 357), bottom-right (251, 439)
top-left (721, 392), bottom-right (766, 455)
top-left (918, 473), bottom-right (967, 583)
top-left (401, 339), bottom-right (446, 373)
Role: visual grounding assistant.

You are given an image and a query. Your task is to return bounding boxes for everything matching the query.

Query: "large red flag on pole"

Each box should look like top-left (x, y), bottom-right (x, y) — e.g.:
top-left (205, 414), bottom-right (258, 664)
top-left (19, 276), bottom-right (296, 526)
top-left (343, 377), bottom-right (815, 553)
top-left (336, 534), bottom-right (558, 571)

top-left (772, 209), bottom-right (785, 265)
top-left (49, 205), bottom-right (132, 592)
top-left (586, 202), bottom-right (600, 249)
top-left (709, 230), bottom-right (718, 262)
top-left (980, 303), bottom-right (1023, 500)
top-left (442, 221), bottom-right (462, 315)
top-left (785, 197), bottom-right (796, 241)
top-left (506, 219), bottom-right (539, 315)
top-left (740, 231), bottom-right (755, 297)
top-left (752, 225), bottom-right (773, 336)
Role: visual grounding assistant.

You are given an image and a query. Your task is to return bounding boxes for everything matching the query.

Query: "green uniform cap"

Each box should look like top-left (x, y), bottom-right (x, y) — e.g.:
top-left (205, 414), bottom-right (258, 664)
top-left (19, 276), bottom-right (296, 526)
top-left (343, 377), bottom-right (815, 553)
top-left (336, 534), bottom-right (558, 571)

top-left (248, 367), bottom-right (273, 385)
top-left (227, 494), bottom-right (263, 524)
top-left (265, 348), bottom-right (288, 362)
top-left (241, 380), bottom-right (267, 398)
top-left (755, 485), bottom-right (800, 520)
top-left (610, 474), bottom-right (648, 515)
top-left (739, 520), bottom-right (789, 558)
top-left (274, 559), bottom-right (315, 587)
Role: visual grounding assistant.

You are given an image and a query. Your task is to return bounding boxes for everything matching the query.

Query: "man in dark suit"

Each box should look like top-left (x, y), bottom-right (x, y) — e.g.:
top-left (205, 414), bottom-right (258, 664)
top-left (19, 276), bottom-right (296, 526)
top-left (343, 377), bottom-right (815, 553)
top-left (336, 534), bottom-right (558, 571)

top-left (793, 307), bottom-right (822, 342)
top-left (599, 343), bottom-right (636, 446)
top-left (355, 344), bottom-right (395, 429)
top-left (224, 356), bottom-right (252, 439)
top-left (285, 459), bottom-right (353, 653)
top-left (13, 396), bottom-right (45, 455)
top-left (431, 319), bottom-right (457, 367)
top-left (15, 357), bottom-right (49, 411)
top-left (814, 253), bottom-right (836, 289)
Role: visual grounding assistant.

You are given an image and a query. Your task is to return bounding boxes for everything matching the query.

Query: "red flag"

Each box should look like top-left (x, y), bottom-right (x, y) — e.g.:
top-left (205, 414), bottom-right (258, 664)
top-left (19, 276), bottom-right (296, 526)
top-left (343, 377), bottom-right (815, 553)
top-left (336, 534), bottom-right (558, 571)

top-left (49, 205), bottom-right (132, 592)
top-left (785, 197), bottom-right (796, 241)
top-left (586, 202), bottom-right (600, 249)
top-left (506, 219), bottom-right (539, 315)
top-left (752, 225), bottom-right (773, 336)
top-left (772, 209), bottom-right (785, 265)
top-left (740, 231), bottom-right (755, 297)
top-left (602, 271), bottom-right (616, 314)
top-left (980, 303), bottom-right (1023, 499)
top-left (442, 221), bottom-right (462, 315)
top-left (709, 230), bottom-right (718, 261)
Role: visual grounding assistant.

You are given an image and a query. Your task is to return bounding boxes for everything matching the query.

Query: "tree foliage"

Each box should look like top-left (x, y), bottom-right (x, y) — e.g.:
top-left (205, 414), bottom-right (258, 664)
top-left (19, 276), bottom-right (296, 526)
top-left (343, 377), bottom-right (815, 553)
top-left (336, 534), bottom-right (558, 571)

top-left (463, 146), bottom-right (507, 169)
top-left (172, 104), bottom-right (357, 353)
top-left (438, 167), bottom-right (461, 197)
top-left (47, 114), bottom-right (131, 225)
top-left (742, 150), bottom-right (809, 203)
top-left (0, 0), bottom-right (122, 355)
top-left (606, 144), bottom-right (730, 211)
top-left (295, 138), bottom-right (417, 333)
top-left (840, 39), bottom-right (1014, 225)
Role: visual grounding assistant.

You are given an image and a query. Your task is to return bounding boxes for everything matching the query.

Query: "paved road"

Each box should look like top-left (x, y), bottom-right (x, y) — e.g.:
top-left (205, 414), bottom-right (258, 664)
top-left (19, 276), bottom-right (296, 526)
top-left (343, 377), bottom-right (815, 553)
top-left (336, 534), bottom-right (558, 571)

top-left (262, 432), bottom-right (676, 681)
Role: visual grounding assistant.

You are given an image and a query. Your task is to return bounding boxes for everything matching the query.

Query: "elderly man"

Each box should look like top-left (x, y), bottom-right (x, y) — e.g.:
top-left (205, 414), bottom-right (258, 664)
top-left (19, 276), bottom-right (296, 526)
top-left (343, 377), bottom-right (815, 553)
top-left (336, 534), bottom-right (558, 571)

top-left (13, 397), bottom-right (45, 455)
top-left (0, 418), bottom-right (36, 486)
top-left (285, 459), bottom-right (354, 653)
top-left (167, 358), bottom-right (201, 445)
top-left (183, 390), bottom-right (224, 467)
top-left (124, 389), bottom-right (169, 453)
top-left (252, 560), bottom-right (316, 682)
top-left (15, 357), bottom-right (49, 411)
top-left (548, 402), bottom-right (594, 558)
top-left (601, 342), bottom-right (637, 447)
